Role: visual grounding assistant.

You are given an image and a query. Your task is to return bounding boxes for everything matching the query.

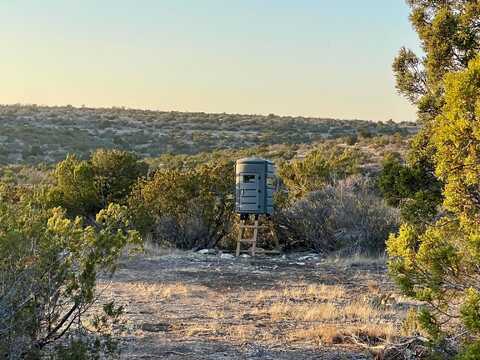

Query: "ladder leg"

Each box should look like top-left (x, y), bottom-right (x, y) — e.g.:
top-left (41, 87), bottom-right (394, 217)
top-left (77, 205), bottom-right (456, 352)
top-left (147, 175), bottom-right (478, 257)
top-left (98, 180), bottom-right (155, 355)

top-left (251, 220), bottom-right (259, 257)
top-left (272, 227), bottom-right (280, 253)
top-left (236, 220), bottom-right (244, 257)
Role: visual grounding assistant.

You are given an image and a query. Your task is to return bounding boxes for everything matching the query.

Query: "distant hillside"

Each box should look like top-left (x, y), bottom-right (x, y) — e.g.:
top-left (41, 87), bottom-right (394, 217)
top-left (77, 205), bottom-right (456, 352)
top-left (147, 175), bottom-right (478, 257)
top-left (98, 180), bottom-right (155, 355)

top-left (0, 104), bottom-right (417, 165)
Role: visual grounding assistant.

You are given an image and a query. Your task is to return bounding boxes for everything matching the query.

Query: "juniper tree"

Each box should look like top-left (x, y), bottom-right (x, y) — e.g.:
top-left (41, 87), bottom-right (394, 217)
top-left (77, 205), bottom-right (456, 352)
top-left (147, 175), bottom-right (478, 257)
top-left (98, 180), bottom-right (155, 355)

top-left (387, 1), bottom-right (480, 356)
top-left (382, 0), bottom-right (480, 226)
top-left (49, 150), bottom-right (148, 218)
top-left (0, 183), bottom-right (141, 358)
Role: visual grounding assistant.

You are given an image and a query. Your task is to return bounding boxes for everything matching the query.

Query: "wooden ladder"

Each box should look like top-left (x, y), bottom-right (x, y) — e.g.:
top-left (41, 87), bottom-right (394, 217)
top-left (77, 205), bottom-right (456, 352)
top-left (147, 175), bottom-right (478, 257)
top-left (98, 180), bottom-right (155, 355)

top-left (236, 219), bottom-right (259, 257)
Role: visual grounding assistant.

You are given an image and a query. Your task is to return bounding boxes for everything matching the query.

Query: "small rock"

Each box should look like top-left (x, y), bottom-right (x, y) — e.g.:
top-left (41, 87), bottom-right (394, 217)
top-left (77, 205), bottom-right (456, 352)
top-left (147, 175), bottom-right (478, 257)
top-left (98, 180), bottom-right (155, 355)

top-left (241, 313), bottom-right (257, 320)
top-left (220, 253), bottom-right (235, 260)
top-left (240, 254), bottom-right (251, 258)
top-left (198, 249), bottom-right (210, 254)
top-left (295, 262), bottom-right (306, 266)
top-left (298, 254), bottom-right (319, 261)
top-left (138, 310), bottom-right (154, 314)
top-left (140, 322), bottom-right (171, 332)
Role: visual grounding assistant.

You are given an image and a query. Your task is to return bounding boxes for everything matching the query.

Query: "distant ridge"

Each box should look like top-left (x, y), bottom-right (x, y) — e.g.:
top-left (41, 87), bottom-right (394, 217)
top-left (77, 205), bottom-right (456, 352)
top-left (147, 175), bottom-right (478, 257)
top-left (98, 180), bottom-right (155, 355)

top-left (0, 104), bottom-right (417, 165)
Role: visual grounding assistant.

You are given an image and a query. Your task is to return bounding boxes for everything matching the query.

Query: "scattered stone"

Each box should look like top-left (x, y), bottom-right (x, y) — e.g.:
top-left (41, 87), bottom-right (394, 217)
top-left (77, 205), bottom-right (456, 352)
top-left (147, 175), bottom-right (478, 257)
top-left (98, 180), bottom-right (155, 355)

top-left (241, 313), bottom-right (257, 320)
top-left (298, 254), bottom-right (319, 261)
top-left (140, 322), bottom-right (171, 333)
top-left (295, 262), bottom-right (306, 266)
top-left (220, 253), bottom-right (235, 260)
top-left (198, 249), bottom-right (214, 254)
top-left (240, 254), bottom-right (251, 258)
top-left (138, 310), bottom-right (154, 314)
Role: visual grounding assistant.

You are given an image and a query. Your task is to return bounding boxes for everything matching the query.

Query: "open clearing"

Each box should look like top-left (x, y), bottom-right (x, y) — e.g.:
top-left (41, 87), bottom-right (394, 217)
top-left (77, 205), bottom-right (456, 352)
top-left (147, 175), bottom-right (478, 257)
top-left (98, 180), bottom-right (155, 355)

top-left (97, 250), bottom-right (417, 359)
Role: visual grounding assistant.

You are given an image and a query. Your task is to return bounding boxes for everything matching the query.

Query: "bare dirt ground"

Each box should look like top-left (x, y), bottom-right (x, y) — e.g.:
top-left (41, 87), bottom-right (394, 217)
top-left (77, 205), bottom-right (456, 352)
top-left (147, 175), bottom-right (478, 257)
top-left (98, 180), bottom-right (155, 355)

top-left (97, 249), bottom-right (417, 360)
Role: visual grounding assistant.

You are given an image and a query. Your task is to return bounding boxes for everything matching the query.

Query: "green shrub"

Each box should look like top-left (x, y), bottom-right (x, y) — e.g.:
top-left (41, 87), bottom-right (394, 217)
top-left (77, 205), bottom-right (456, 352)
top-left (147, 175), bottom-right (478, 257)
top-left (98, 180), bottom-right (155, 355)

top-left (278, 145), bottom-right (361, 199)
top-left (0, 183), bottom-right (141, 358)
top-left (129, 160), bottom-right (235, 249)
top-left (91, 149), bottom-right (148, 206)
top-left (456, 341), bottom-right (480, 360)
top-left (378, 153), bottom-right (442, 225)
top-left (49, 149), bottom-right (147, 218)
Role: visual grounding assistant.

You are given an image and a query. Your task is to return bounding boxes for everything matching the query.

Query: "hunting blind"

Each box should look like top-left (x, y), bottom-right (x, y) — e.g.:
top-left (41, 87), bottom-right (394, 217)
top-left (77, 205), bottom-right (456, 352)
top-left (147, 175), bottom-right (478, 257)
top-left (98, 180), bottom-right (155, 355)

top-left (234, 158), bottom-right (277, 256)
top-left (235, 157), bottom-right (275, 217)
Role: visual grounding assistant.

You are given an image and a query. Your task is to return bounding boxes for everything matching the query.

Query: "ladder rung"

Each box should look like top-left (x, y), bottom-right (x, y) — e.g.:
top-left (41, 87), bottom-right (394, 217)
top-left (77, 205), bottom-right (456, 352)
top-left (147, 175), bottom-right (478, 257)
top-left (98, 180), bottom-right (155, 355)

top-left (237, 219), bottom-right (259, 257)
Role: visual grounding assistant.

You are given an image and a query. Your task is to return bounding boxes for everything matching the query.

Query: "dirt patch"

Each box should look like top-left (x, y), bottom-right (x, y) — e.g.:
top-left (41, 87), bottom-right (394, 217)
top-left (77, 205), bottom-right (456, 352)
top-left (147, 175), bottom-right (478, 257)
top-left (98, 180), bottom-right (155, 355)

top-left (96, 251), bottom-right (417, 359)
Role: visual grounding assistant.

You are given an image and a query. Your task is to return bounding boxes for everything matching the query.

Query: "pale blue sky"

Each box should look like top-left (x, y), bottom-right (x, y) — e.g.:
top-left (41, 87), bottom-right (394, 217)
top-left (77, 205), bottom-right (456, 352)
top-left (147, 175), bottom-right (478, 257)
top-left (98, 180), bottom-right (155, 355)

top-left (1, 1), bottom-right (420, 121)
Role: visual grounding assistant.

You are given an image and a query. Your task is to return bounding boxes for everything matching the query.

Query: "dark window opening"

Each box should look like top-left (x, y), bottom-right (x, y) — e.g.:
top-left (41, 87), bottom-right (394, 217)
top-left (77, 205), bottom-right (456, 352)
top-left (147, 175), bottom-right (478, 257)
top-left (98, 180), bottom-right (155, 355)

top-left (243, 175), bottom-right (256, 183)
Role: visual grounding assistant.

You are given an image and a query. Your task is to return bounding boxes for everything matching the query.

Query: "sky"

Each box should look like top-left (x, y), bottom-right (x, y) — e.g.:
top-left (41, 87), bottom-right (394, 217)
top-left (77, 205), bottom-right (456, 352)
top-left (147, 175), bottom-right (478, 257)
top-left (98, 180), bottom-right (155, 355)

top-left (1, 1), bottom-right (421, 122)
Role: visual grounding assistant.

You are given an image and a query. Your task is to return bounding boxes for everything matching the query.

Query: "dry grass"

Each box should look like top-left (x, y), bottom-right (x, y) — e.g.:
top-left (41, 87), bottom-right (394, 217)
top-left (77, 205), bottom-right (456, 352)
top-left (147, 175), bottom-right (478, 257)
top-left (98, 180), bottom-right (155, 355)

top-left (227, 324), bottom-right (257, 343)
top-left (123, 282), bottom-right (189, 300)
top-left (342, 301), bottom-right (380, 321)
top-left (97, 253), bottom-right (409, 358)
top-left (182, 322), bottom-right (257, 344)
top-left (282, 284), bottom-right (346, 301)
top-left (254, 283), bottom-right (346, 303)
top-left (289, 325), bottom-right (343, 345)
top-left (289, 323), bottom-right (398, 345)
top-left (183, 322), bottom-right (220, 337)
top-left (207, 310), bottom-right (225, 319)
top-left (116, 279), bottom-right (401, 349)
top-left (254, 290), bottom-right (276, 302)
top-left (299, 303), bottom-right (339, 322)
top-left (262, 298), bottom-right (394, 324)
top-left (367, 279), bottom-right (381, 294)
top-left (264, 302), bottom-right (339, 322)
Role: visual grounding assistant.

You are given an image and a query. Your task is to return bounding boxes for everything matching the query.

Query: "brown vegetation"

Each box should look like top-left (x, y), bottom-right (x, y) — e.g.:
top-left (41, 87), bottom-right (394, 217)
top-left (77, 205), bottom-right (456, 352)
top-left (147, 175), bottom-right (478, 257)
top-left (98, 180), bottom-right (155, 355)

top-left (92, 250), bottom-right (420, 359)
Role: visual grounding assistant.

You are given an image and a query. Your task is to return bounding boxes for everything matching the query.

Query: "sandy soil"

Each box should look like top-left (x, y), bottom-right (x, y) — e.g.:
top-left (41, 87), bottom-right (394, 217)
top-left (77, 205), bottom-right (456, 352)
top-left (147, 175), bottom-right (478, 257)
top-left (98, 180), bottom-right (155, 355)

top-left (97, 250), bottom-right (415, 360)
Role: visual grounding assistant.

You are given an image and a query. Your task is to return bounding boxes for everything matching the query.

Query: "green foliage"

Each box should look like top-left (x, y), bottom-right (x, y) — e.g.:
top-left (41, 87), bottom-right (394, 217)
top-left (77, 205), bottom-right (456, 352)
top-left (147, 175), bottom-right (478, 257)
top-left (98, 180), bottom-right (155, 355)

top-left (129, 160), bottom-right (235, 249)
top-left (278, 146), bottom-right (361, 199)
top-left (378, 154), bottom-right (442, 225)
top-left (49, 149), bottom-right (147, 217)
top-left (393, 1), bottom-right (480, 123)
top-left (0, 183), bottom-right (141, 358)
top-left (388, 0), bottom-right (480, 234)
top-left (388, 217), bottom-right (464, 301)
top-left (432, 56), bottom-right (480, 228)
top-left (91, 149), bottom-right (149, 207)
top-left (49, 154), bottom-right (99, 216)
top-left (51, 302), bottom-right (125, 359)
top-left (417, 308), bottom-right (443, 342)
top-left (456, 341), bottom-right (480, 360)
top-left (388, 55), bottom-right (480, 353)
top-left (389, 4), bottom-right (480, 353)
top-left (461, 289), bottom-right (480, 334)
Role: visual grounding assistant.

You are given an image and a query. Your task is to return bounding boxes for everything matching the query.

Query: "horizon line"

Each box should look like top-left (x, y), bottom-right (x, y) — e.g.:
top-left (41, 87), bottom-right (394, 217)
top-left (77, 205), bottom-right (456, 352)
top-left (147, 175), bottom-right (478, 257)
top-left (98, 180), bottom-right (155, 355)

top-left (0, 103), bottom-right (417, 124)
